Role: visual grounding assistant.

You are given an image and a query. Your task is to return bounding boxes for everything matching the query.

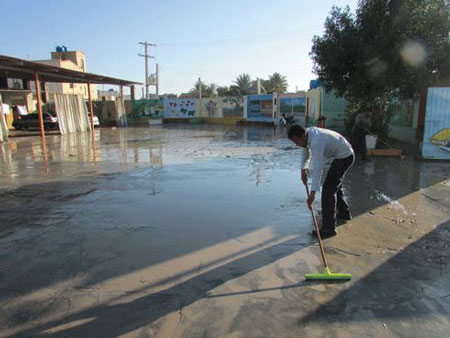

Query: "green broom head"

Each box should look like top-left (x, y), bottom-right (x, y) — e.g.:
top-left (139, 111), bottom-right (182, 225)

top-left (305, 267), bottom-right (352, 281)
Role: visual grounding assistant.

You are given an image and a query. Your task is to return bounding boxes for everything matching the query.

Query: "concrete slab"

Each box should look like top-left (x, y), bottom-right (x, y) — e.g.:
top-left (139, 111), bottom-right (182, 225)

top-left (0, 125), bottom-right (449, 337)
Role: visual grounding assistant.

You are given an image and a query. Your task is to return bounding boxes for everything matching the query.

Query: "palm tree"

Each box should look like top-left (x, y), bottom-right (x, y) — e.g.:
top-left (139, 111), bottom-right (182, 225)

top-left (204, 83), bottom-right (218, 97)
top-left (268, 72), bottom-right (288, 93)
top-left (189, 80), bottom-right (217, 98)
top-left (233, 74), bottom-right (252, 95)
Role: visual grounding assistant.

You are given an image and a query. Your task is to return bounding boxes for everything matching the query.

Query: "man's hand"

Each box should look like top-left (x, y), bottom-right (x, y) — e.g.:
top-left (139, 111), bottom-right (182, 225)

top-left (307, 191), bottom-right (316, 210)
top-left (301, 169), bottom-right (307, 185)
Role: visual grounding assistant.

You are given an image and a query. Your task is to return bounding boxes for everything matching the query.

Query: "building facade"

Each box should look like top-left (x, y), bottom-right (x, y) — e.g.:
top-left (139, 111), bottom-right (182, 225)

top-left (34, 50), bottom-right (98, 101)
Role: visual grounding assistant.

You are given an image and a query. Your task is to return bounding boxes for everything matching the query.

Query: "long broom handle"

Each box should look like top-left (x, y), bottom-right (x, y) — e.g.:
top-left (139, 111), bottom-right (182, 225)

top-left (304, 182), bottom-right (329, 269)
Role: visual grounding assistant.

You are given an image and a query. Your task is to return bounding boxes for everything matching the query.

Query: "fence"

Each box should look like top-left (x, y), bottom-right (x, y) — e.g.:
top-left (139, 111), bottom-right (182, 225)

top-left (131, 94), bottom-right (307, 125)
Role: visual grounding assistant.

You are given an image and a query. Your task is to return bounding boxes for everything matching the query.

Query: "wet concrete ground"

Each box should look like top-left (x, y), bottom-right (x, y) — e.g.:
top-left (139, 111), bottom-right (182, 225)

top-left (0, 125), bottom-right (449, 338)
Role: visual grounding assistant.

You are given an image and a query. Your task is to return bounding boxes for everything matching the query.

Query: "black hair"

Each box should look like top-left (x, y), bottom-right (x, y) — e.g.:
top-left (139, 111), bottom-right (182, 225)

top-left (288, 124), bottom-right (306, 139)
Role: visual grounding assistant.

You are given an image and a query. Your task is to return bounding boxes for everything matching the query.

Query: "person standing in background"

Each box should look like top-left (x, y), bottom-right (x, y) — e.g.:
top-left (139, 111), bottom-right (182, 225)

top-left (352, 111), bottom-right (372, 160)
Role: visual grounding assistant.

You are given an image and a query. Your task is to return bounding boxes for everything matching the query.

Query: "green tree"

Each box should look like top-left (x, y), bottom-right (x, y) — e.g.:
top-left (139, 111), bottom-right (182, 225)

top-left (204, 83), bottom-right (218, 97)
top-left (217, 86), bottom-right (230, 96)
top-left (311, 1), bottom-right (450, 136)
top-left (228, 85), bottom-right (241, 96)
top-left (189, 79), bottom-right (205, 98)
top-left (189, 80), bottom-right (217, 98)
top-left (233, 74), bottom-right (253, 95)
top-left (268, 72), bottom-right (288, 93)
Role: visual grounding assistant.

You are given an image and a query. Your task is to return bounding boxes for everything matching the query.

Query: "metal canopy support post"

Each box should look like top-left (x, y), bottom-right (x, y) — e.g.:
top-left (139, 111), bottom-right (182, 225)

top-left (131, 85), bottom-right (135, 102)
top-left (120, 85), bottom-right (124, 104)
top-left (34, 71), bottom-right (47, 159)
top-left (34, 72), bottom-right (45, 139)
top-left (87, 81), bottom-right (97, 162)
top-left (88, 81), bottom-right (95, 133)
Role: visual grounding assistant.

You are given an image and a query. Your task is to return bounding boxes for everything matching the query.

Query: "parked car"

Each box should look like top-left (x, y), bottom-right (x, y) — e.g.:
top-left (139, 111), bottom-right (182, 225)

top-left (84, 101), bottom-right (100, 127)
top-left (88, 113), bottom-right (100, 127)
top-left (13, 112), bottom-right (58, 130)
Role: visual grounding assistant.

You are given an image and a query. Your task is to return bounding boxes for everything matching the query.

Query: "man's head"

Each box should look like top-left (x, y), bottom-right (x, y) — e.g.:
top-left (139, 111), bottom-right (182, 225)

top-left (288, 124), bottom-right (307, 147)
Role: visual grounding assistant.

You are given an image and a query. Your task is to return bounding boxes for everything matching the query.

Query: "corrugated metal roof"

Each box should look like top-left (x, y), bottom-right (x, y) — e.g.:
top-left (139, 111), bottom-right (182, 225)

top-left (0, 54), bottom-right (141, 86)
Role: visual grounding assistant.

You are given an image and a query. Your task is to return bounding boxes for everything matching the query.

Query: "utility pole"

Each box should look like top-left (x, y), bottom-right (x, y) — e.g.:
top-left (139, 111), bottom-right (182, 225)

top-left (138, 41), bottom-right (156, 99)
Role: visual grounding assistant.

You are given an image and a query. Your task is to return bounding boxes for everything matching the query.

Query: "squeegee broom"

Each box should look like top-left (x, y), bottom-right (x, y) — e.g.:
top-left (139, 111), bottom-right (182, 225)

top-left (304, 183), bottom-right (352, 281)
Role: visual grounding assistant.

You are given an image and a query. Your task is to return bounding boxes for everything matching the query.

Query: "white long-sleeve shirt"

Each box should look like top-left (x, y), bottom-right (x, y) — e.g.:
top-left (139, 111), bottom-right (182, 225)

top-left (301, 127), bottom-right (354, 191)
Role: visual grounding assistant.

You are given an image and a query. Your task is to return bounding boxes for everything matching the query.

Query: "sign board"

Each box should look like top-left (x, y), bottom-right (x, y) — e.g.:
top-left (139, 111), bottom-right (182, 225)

top-left (247, 94), bottom-right (274, 122)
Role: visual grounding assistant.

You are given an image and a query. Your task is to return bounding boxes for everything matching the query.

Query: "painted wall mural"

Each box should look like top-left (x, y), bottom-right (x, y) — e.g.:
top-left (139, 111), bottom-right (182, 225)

top-left (430, 128), bottom-right (450, 151)
top-left (321, 89), bottom-right (348, 132)
top-left (198, 98), bottom-right (221, 118)
top-left (222, 96), bottom-right (244, 118)
top-left (279, 96), bottom-right (306, 117)
top-left (307, 88), bottom-right (321, 122)
top-left (247, 94), bottom-right (273, 122)
top-left (164, 98), bottom-right (197, 118)
top-left (388, 101), bottom-right (414, 127)
top-left (422, 87), bottom-right (450, 160)
top-left (132, 99), bottom-right (164, 119)
top-left (275, 94), bottom-right (307, 125)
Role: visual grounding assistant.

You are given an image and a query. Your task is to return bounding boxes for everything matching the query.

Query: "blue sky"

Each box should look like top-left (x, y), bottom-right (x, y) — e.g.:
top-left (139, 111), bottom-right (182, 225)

top-left (0, 0), bottom-right (358, 95)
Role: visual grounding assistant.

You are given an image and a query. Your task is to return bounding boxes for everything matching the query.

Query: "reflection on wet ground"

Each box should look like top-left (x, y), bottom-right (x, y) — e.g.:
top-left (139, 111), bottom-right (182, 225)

top-left (0, 125), bottom-right (449, 337)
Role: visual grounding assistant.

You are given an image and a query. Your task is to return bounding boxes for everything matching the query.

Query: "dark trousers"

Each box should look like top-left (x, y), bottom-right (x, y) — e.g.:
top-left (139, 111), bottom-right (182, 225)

top-left (352, 128), bottom-right (367, 159)
top-left (321, 154), bottom-right (355, 231)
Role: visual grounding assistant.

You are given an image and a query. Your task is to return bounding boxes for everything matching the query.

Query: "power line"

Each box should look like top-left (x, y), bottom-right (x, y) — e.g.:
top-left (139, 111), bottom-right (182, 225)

top-left (156, 25), bottom-right (324, 48)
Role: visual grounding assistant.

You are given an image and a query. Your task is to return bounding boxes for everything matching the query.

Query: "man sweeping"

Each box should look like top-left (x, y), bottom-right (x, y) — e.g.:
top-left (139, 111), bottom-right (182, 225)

top-left (352, 111), bottom-right (372, 160)
top-left (288, 125), bottom-right (355, 238)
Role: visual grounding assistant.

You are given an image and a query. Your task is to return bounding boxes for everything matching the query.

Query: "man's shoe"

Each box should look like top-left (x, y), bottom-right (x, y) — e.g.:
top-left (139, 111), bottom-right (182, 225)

top-left (337, 212), bottom-right (352, 221)
top-left (311, 229), bottom-right (337, 239)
